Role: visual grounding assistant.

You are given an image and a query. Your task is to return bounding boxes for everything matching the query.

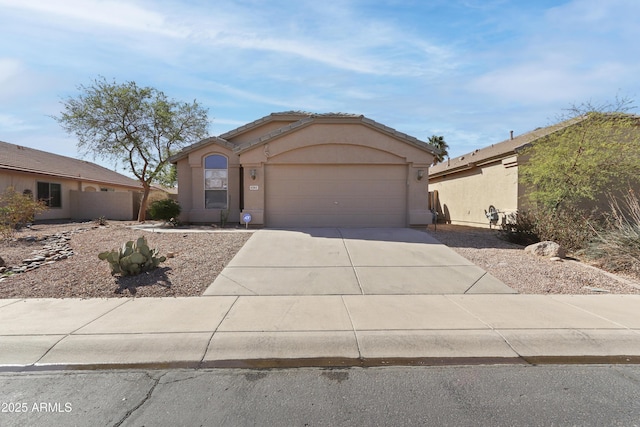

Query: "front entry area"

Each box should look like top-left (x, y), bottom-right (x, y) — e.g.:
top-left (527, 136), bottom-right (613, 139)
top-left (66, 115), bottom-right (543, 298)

top-left (265, 165), bottom-right (408, 228)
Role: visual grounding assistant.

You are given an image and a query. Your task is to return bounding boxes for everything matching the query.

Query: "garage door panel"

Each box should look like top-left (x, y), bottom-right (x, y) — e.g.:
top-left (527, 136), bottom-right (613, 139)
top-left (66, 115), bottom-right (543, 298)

top-left (266, 165), bottom-right (407, 227)
top-left (267, 213), bottom-right (403, 228)
top-left (267, 197), bottom-right (405, 214)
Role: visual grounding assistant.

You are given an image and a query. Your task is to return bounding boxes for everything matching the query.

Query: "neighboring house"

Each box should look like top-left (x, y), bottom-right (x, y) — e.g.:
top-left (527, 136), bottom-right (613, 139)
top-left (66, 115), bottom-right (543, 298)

top-left (0, 140), bottom-right (143, 221)
top-left (170, 112), bottom-right (438, 227)
top-left (428, 118), bottom-right (585, 227)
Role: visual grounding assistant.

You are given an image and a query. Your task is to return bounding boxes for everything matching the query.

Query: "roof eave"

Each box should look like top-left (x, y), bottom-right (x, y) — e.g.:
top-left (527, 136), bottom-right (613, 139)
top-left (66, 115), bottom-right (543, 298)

top-left (169, 136), bottom-right (235, 164)
top-left (219, 112), bottom-right (312, 140)
top-left (0, 165), bottom-right (142, 189)
top-left (234, 114), bottom-right (438, 156)
top-left (360, 117), bottom-right (438, 155)
top-left (233, 117), bottom-right (315, 154)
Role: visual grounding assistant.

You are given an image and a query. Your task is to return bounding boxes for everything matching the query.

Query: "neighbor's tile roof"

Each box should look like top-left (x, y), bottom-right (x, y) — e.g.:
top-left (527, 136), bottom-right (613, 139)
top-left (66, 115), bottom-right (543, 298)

top-left (429, 117), bottom-right (585, 178)
top-left (0, 140), bottom-right (142, 189)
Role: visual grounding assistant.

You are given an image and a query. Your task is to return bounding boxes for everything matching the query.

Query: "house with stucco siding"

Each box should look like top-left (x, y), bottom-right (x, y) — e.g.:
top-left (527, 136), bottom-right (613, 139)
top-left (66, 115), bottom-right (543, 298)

top-left (170, 112), bottom-right (439, 228)
top-left (428, 115), bottom-right (640, 228)
top-left (0, 140), bottom-right (143, 221)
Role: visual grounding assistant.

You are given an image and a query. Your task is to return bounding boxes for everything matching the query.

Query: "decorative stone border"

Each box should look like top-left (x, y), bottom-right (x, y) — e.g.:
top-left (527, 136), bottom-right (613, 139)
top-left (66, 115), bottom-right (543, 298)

top-left (0, 228), bottom-right (89, 275)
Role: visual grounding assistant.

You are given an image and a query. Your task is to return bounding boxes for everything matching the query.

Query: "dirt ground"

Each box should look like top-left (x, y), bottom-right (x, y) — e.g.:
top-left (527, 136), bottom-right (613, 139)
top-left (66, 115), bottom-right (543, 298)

top-left (0, 221), bottom-right (251, 298)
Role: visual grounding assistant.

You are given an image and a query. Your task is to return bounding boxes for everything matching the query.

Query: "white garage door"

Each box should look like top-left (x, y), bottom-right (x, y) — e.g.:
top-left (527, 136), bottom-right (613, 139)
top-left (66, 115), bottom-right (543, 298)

top-left (265, 164), bottom-right (407, 227)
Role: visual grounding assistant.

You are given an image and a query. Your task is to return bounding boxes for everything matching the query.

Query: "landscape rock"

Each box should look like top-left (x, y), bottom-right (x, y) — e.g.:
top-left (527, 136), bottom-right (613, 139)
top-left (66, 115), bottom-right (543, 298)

top-left (1, 229), bottom-right (86, 277)
top-left (524, 241), bottom-right (566, 259)
top-left (583, 286), bottom-right (611, 293)
top-left (0, 255), bottom-right (4, 267)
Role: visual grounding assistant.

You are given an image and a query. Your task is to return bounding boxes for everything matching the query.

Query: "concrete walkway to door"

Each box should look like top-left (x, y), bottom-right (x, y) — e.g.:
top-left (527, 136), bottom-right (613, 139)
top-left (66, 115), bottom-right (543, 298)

top-left (204, 228), bottom-right (516, 296)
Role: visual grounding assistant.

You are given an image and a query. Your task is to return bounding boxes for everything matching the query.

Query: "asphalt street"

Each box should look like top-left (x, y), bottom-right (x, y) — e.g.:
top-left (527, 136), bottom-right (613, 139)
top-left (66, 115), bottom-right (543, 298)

top-left (1, 365), bottom-right (640, 426)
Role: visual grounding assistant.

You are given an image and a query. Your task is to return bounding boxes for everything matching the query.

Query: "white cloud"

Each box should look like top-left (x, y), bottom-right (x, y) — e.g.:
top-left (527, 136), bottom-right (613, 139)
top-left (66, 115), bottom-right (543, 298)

top-left (0, 58), bottom-right (46, 102)
top-left (0, 0), bottom-right (184, 37)
top-left (207, 83), bottom-right (297, 108)
top-left (185, 1), bottom-right (456, 77)
top-left (464, 0), bottom-right (640, 106)
top-left (0, 113), bottom-right (36, 132)
top-left (0, 58), bottom-right (21, 83)
top-left (1, 0), bottom-right (457, 79)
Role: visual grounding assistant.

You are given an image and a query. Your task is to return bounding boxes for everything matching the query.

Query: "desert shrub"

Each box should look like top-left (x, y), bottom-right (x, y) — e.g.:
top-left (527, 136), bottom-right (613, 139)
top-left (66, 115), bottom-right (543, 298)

top-left (499, 206), bottom-right (596, 252)
top-left (499, 211), bottom-right (540, 246)
top-left (98, 236), bottom-right (166, 276)
top-left (532, 206), bottom-right (597, 253)
top-left (148, 198), bottom-right (181, 222)
top-left (144, 191), bottom-right (170, 218)
top-left (583, 190), bottom-right (640, 278)
top-left (0, 187), bottom-right (48, 238)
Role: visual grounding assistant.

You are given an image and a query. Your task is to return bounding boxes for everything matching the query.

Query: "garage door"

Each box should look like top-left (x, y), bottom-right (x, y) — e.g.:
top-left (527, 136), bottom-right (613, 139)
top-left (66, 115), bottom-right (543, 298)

top-left (265, 164), bottom-right (407, 227)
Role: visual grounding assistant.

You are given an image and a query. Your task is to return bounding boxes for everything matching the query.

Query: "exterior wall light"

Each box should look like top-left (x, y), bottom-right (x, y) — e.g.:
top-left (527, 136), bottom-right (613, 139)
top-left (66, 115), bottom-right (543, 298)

top-left (250, 169), bottom-right (257, 180)
top-left (417, 170), bottom-right (425, 180)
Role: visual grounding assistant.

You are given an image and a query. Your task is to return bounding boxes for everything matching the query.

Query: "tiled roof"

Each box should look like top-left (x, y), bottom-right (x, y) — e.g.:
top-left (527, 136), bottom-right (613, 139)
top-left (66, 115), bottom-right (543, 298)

top-left (169, 136), bottom-right (237, 163)
top-left (233, 113), bottom-right (438, 155)
top-left (218, 111), bottom-right (312, 140)
top-left (0, 140), bottom-right (142, 189)
top-left (171, 112), bottom-right (438, 161)
top-left (429, 117), bottom-right (585, 178)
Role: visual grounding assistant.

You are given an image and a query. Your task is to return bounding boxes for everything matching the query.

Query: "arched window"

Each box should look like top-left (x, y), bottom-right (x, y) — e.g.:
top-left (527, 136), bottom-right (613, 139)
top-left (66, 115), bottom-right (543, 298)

top-left (204, 154), bottom-right (228, 209)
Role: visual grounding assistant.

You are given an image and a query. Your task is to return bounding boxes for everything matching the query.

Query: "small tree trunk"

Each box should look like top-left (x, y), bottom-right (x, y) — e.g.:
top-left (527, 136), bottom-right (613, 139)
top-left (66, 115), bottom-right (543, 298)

top-left (137, 183), bottom-right (152, 222)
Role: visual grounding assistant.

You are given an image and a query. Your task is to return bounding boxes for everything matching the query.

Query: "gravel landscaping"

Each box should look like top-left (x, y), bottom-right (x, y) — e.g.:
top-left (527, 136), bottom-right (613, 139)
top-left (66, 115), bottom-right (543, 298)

top-left (0, 221), bottom-right (252, 298)
top-left (0, 221), bottom-right (638, 298)
top-left (425, 224), bottom-right (640, 295)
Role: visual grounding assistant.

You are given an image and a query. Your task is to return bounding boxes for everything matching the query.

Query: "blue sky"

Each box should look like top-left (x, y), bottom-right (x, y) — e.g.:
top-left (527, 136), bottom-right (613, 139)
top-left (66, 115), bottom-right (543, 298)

top-left (1, 0), bottom-right (639, 172)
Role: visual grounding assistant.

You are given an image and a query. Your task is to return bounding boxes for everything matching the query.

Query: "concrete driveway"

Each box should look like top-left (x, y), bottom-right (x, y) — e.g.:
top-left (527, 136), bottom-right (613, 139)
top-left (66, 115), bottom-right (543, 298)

top-left (204, 228), bottom-right (515, 295)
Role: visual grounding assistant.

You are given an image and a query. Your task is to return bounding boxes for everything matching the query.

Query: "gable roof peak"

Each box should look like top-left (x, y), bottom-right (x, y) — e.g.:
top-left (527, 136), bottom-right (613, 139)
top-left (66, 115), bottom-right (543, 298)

top-left (233, 112), bottom-right (437, 156)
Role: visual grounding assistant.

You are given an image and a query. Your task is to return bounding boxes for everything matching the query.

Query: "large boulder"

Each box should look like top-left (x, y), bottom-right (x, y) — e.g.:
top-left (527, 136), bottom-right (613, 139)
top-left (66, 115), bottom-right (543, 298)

top-left (524, 241), bottom-right (566, 259)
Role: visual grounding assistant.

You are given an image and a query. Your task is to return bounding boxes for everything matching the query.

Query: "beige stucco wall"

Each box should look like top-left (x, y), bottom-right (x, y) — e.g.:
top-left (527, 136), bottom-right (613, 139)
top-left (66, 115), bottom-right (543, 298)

top-left (1, 171), bottom-right (77, 220)
top-left (429, 159), bottom-right (519, 227)
top-left (237, 122), bottom-right (433, 226)
top-left (1, 170), bottom-right (140, 221)
top-left (69, 190), bottom-right (136, 220)
top-left (175, 144), bottom-right (240, 224)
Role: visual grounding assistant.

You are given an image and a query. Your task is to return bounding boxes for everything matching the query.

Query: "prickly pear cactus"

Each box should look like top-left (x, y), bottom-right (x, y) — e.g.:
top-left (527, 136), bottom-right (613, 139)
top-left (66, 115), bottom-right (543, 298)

top-left (98, 236), bottom-right (167, 276)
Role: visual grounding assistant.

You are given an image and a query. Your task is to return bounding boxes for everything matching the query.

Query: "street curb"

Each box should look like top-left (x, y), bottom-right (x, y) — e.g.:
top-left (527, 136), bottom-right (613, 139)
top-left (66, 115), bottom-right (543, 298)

top-left (3, 355), bottom-right (640, 372)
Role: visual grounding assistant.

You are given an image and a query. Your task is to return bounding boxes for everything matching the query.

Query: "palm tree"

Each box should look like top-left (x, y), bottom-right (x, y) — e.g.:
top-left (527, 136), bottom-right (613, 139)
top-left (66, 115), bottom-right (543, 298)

top-left (428, 135), bottom-right (449, 165)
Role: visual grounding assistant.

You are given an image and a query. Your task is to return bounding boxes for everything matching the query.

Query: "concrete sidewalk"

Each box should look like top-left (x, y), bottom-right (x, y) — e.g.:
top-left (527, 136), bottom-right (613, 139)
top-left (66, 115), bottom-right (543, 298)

top-left (1, 227), bottom-right (639, 370)
top-left (1, 294), bottom-right (640, 370)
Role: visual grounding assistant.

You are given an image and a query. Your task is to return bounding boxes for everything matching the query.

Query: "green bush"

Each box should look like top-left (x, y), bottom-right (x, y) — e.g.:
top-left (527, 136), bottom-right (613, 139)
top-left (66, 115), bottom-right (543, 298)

top-left (148, 198), bottom-right (181, 222)
top-left (98, 236), bottom-right (166, 276)
top-left (0, 187), bottom-right (48, 238)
